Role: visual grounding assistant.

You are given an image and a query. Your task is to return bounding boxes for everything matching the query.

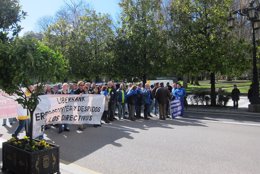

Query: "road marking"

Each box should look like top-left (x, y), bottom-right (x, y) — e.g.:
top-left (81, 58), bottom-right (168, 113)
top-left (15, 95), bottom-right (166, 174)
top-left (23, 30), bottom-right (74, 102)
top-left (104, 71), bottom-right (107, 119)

top-left (181, 117), bottom-right (260, 127)
top-left (102, 124), bottom-right (137, 132)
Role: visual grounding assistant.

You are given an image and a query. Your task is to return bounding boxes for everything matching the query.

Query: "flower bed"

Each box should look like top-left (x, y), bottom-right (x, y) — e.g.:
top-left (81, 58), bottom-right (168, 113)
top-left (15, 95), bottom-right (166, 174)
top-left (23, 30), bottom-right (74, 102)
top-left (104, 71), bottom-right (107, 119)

top-left (2, 137), bottom-right (60, 174)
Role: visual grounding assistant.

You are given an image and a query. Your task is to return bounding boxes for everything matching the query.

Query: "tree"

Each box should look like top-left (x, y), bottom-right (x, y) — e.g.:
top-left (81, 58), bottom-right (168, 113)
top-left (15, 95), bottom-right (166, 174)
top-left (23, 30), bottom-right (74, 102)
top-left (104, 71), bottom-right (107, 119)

top-left (67, 10), bottom-right (115, 80)
top-left (168, 0), bottom-right (249, 106)
top-left (0, 37), bottom-right (67, 140)
top-left (42, 0), bottom-right (114, 81)
top-left (115, 0), bottom-right (168, 85)
top-left (0, 0), bottom-right (26, 41)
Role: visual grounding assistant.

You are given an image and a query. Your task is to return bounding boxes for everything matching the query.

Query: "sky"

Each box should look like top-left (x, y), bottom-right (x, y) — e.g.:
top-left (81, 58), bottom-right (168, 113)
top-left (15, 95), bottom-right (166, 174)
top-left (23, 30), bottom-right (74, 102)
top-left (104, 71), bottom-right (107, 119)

top-left (19, 0), bottom-right (121, 35)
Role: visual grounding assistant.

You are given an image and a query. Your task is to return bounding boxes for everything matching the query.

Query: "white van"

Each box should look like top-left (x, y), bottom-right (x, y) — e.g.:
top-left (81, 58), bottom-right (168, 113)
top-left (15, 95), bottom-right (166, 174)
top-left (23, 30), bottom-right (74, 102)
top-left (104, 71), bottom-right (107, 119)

top-left (147, 79), bottom-right (174, 87)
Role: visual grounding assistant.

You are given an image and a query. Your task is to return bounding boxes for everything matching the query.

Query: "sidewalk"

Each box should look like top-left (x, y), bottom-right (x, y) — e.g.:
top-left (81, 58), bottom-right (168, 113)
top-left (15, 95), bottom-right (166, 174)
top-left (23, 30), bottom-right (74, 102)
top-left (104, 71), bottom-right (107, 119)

top-left (0, 137), bottom-right (100, 174)
top-left (186, 105), bottom-right (260, 119)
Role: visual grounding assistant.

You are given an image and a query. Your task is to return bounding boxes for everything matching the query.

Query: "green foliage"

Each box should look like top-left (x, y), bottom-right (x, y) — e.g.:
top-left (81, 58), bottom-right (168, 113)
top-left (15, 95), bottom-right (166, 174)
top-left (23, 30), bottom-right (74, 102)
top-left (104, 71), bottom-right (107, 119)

top-left (0, 0), bottom-right (26, 41)
top-left (168, 0), bottom-right (249, 77)
top-left (0, 37), bottom-right (67, 113)
top-left (114, 0), bottom-right (168, 82)
top-left (186, 80), bottom-right (251, 94)
top-left (0, 37), bottom-right (67, 139)
top-left (43, 8), bottom-right (114, 80)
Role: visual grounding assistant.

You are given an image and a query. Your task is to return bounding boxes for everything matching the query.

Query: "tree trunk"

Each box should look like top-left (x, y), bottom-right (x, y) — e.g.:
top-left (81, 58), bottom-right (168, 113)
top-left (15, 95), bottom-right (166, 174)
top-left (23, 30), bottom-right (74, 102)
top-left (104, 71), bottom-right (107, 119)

top-left (190, 76), bottom-right (194, 85)
top-left (29, 110), bottom-right (34, 142)
top-left (183, 75), bottom-right (188, 88)
top-left (194, 76), bottom-right (200, 86)
top-left (142, 74), bottom-right (147, 88)
top-left (210, 72), bottom-right (216, 106)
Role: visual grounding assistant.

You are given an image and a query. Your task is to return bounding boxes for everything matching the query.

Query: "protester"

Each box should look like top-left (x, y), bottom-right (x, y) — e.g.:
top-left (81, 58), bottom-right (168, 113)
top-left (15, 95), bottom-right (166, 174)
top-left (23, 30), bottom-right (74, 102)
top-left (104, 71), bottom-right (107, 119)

top-left (135, 83), bottom-right (143, 119)
top-left (57, 83), bottom-right (70, 133)
top-left (100, 86), bottom-right (110, 123)
top-left (74, 81), bottom-right (86, 131)
top-left (116, 83), bottom-right (126, 119)
top-left (107, 81), bottom-right (117, 121)
top-left (151, 82), bottom-right (159, 116)
top-left (126, 85), bottom-right (137, 121)
top-left (155, 82), bottom-right (171, 120)
top-left (142, 83), bottom-right (152, 120)
top-left (12, 86), bottom-right (33, 138)
top-left (172, 83), bottom-right (186, 116)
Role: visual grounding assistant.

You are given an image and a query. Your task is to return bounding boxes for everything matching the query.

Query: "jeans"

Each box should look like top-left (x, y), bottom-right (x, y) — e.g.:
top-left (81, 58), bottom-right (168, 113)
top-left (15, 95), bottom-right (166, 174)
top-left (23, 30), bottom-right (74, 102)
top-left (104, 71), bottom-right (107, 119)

top-left (144, 103), bottom-right (150, 118)
top-left (154, 100), bottom-right (159, 115)
top-left (117, 102), bottom-right (126, 119)
top-left (13, 120), bottom-right (27, 137)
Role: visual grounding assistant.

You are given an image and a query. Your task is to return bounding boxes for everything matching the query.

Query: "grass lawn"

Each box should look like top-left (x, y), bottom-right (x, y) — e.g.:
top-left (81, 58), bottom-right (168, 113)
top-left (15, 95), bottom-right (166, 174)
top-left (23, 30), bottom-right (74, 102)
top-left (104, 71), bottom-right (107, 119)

top-left (186, 80), bottom-right (251, 94)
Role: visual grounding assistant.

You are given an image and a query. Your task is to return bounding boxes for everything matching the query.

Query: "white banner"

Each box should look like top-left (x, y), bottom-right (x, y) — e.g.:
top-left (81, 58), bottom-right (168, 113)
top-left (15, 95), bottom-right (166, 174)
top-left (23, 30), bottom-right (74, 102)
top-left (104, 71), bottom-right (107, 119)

top-left (0, 91), bottom-right (19, 118)
top-left (33, 94), bottom-right (105, 138)
top-left (170, 99), bottom-right (182, 118)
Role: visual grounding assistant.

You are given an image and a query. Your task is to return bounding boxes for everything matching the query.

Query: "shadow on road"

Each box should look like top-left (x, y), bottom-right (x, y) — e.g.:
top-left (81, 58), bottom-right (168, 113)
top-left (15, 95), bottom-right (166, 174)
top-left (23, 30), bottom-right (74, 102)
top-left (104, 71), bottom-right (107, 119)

top-left (43, 117), bottom-right (206, 164)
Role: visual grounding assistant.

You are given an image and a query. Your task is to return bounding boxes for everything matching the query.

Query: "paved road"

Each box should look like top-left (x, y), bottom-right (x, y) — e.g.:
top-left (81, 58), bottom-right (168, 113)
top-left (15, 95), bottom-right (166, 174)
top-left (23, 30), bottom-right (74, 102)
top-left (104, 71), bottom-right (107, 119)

top-left (1, 109), bottom-right (260, 174)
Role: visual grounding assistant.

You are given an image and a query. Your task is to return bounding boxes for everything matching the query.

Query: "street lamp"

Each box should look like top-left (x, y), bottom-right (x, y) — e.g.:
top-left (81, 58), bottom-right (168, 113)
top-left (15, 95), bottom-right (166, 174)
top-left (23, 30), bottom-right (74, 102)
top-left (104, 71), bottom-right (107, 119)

top-left (228, 0), bottom-right (260, 106)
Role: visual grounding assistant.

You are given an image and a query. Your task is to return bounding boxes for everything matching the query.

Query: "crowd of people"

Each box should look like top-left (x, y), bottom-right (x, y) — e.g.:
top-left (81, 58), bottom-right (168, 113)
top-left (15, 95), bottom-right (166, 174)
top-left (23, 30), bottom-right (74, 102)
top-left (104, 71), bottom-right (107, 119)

top-left (2, 80), bottom-right (187, 136)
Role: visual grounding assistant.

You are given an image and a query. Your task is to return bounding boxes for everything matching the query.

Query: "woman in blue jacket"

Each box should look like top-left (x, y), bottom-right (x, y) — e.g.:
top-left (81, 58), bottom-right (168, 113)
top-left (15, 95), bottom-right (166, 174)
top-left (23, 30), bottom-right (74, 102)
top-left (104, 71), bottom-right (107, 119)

top-left (173, 83), bottom-right (186, 116)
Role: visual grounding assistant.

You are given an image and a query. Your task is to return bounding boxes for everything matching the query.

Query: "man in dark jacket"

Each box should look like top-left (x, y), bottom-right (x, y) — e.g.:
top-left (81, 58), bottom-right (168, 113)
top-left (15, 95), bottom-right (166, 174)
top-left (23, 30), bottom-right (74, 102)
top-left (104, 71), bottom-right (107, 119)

top-left (108, 81), bottom-right (117, 121)
top-left (155, 83), bottom-right (171, 120)
top-left (231, 84), bottom-right (240, 109)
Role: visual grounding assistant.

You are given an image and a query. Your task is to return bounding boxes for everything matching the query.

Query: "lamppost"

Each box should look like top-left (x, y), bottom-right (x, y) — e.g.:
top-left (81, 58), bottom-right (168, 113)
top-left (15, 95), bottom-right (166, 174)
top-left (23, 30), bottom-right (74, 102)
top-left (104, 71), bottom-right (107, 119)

top-left (228, 0), bottom-right (260, 106)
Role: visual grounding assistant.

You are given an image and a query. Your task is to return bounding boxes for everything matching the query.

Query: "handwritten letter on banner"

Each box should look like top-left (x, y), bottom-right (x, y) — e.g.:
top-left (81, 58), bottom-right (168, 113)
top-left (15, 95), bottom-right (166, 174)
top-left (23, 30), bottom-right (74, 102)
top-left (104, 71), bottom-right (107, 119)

top-left (33, 94), bottom-right (105, 138)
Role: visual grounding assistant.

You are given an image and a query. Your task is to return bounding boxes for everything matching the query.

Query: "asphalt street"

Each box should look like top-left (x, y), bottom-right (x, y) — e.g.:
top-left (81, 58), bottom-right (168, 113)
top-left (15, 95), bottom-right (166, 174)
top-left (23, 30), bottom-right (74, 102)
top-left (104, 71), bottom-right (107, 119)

top-left (1, 107), bottom-right (260, 174)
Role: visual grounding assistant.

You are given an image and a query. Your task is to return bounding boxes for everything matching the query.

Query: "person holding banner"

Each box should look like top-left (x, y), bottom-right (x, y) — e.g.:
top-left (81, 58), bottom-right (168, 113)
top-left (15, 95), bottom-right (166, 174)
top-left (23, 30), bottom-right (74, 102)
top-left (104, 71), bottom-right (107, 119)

top-left (12, 87), bottom-right (33, 138)
top-left (107, 81), bottom-right (117, 121)
top-left (12, 105), bottom-right (29, 138)
top-left (172, 83), bottom-right (186, 116)
top-left (74, 81), bottom-right (86, 131)
top-left (101, 86), bottom-right (110, 123)
top-left (57, 83), bottom-right (70, 133)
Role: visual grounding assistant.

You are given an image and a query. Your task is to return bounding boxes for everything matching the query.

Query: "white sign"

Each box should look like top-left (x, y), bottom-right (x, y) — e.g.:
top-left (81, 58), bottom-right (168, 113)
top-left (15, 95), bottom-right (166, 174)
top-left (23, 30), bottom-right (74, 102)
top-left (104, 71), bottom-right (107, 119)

top-left (170, 99), bottom-right (182, 118)
top-left (33, 94), bottom-right (105, 138)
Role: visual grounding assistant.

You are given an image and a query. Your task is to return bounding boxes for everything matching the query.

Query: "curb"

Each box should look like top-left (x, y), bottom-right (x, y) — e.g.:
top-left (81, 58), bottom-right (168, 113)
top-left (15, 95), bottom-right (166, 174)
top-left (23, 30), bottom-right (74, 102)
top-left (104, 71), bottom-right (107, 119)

top-left (186, 108), bottom-right (260, 118)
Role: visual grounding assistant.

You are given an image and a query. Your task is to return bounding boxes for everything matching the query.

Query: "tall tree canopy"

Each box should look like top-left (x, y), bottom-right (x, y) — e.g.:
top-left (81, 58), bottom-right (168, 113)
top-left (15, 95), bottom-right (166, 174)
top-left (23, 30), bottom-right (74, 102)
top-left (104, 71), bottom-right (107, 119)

top-left (0, 0), bottom-right (26, 41)
top-left (114, 0), bottom-right (168, 84)
top-left (168, 0), bottom-right (250, 105)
